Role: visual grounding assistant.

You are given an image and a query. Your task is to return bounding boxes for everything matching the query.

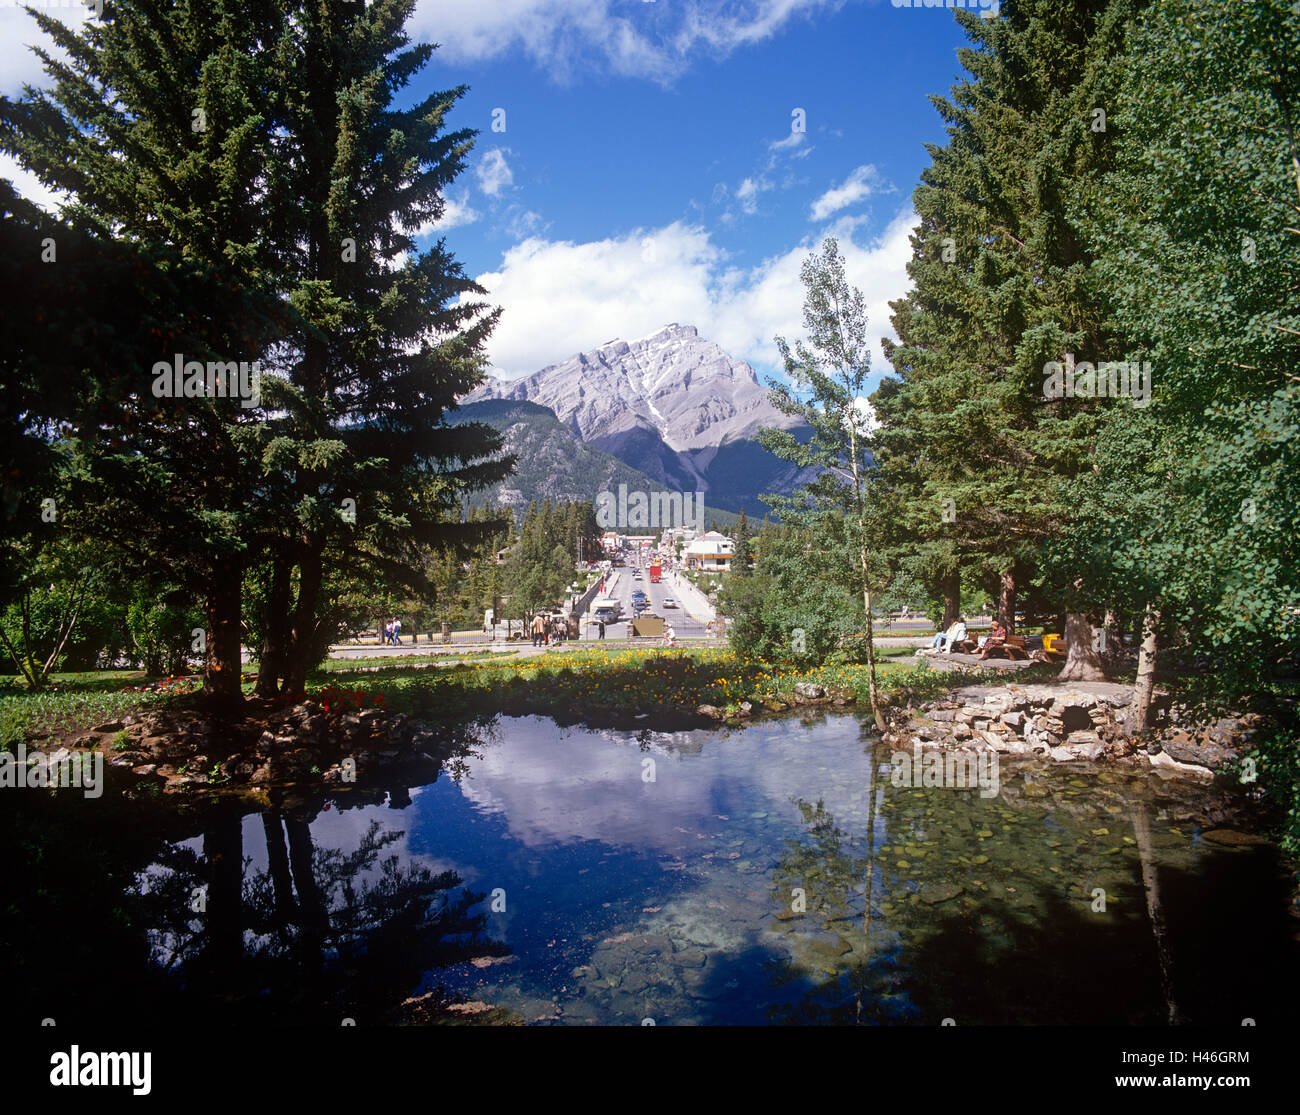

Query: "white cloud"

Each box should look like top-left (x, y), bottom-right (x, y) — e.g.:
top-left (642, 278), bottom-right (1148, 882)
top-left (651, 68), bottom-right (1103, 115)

top-left (0, 152), bottom-right (68, 213)
top-left (735, 177), bottom-right (765, 215)
top-left (411, 0), bottom-right (845, 83)
top-left (424, 189), bottom-right (479, 233)
top-left (505, 206), bottom-right (545, 240)
top-left (809, 164), bottom-right (883, 221)
top-left (476, 147), bottom-right (514, 197)
top-left (472, 205), bottom-right (918, 384)
top-left (769, 129), bottom-right (809, 154)
top-left (0, 3), bottom-right (87, 96)
top-left (715, 125), bottom-right (813, 221)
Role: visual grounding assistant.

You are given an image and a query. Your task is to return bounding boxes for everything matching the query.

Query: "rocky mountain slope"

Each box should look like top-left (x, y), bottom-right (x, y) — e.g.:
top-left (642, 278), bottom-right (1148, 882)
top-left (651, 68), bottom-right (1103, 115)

top-left (464, 324), bottom-right (812, 516)
top-left (448, 398), bottom-right (737, 526)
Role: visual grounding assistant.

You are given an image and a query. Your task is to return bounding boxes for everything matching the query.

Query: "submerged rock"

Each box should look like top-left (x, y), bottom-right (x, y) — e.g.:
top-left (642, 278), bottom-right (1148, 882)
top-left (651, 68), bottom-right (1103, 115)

top-left (920, 882), bottom-right (965, 905)
top-left (1202, 829), bottom-right (1269, 847)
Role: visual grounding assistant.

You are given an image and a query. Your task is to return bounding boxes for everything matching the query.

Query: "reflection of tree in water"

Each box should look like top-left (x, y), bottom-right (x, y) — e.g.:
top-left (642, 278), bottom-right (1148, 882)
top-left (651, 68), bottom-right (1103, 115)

top-left (0, 785), bottom-right (181, 1025)
top-left (143, 805), bottom-right (510, 1024)
top-left (1, 723), bottom-right (507, 1025)
top-left (771, 799), bottom-right (872, 926)
top-left (765, 794), bottom-right (918, 1024)
top-left (761, 761), bottom-right (1300, 1025)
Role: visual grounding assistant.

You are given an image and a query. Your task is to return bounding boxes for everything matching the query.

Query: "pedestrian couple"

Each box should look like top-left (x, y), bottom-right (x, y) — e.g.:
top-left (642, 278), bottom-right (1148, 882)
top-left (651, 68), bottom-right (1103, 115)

top-left (383, 618), bottom-right (403, 646)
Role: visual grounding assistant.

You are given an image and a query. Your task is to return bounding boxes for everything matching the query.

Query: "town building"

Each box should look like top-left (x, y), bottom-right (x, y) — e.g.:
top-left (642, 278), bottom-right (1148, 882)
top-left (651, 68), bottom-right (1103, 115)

top-left (683, 531), bottom-right (734, 571)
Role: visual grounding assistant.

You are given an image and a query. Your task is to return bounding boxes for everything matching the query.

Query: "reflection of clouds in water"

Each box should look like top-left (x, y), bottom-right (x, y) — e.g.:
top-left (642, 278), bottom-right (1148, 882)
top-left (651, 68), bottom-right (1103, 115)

top-left (449, 715), bottom-right (882, 852)
top-left (741, 718), bottom-right (880, 832)
top-left (455, 722), bottom-right (719, 851)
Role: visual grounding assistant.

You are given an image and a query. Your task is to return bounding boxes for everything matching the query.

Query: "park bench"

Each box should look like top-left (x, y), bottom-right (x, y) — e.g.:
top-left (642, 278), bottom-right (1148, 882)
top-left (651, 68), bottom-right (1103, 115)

top-left (982, 633), bottom-right (1029, 660)
top-left (1040, 633), bottom-right (1067, 662)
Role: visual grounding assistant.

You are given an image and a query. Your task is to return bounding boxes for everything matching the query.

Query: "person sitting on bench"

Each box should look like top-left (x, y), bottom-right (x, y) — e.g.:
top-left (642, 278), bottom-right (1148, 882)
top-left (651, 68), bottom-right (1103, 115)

top-left (977, 620), bottom-right (1007, 659)
top-left (925, 617), bottom-right (967, 653)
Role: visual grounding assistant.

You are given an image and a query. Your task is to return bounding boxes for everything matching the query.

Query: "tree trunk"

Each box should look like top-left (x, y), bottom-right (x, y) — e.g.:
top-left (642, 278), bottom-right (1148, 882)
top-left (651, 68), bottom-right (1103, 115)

top-left (203, 557), bottom-right (244, 704)
top-left (1058, 612), bottom-right (1110, 681)
top-left (282, 546), bottom-right (323, 698)
top-left (1131, 805), bottom-right (1181, 1024)
top-left (1128, 604), bottom-right (1161, 735)
top-left (262, 811), bottom-right (297, 926)
top-left (254, 559), bottom-right (292, 699)
top-left (940, 569), bottom-right (960, 630)
top-left (859, 547), bottom-right (886, 732)
top-left (1102, 607), bottom-right (1125, 671)
top-left (998, 567), bottom-right (1016, 634)
top-left (202, 814), bottom-right (244, 974)
top-left (286, 815), bottom-right (328, 975)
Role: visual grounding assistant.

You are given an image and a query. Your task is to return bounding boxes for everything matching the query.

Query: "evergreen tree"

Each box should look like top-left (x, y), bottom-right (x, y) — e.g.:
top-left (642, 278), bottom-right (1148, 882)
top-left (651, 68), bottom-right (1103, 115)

top-left (0, 0), bottom-right (294, 700)
top-left (875, 0), bottom-right (1145, 682)
top-left (730, 508), bottom-right (752, 576)
top-left (260, 0), bottom-right (513, 694)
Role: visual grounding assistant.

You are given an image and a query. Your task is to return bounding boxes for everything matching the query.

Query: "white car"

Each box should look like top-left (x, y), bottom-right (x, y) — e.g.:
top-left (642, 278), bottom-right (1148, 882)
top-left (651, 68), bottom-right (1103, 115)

top-left (662, 598), bottom-right (678, 608)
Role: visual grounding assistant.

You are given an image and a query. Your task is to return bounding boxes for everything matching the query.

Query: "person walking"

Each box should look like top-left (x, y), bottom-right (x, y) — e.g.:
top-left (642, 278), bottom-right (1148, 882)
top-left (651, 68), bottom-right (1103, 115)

top-left (392, 617), bottom-right (402, 646)
top-left (383, 620), bottom-right (393, 646)
top-left (531, 612), bottom-right (545, 648)
top-left (598, 619), bottom-right (606, 640)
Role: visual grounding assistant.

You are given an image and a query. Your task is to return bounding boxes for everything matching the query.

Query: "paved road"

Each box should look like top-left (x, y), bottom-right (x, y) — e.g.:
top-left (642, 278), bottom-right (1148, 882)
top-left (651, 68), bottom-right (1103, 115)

top-left (580, 562), bottom-right (719, 644)
top-left (326, 602), bottom-right (978, 659)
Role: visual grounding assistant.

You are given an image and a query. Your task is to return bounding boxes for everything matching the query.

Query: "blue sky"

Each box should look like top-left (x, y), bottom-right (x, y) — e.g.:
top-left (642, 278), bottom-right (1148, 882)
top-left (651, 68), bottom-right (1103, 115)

top-left (0, 0), bottom-right (994, 388)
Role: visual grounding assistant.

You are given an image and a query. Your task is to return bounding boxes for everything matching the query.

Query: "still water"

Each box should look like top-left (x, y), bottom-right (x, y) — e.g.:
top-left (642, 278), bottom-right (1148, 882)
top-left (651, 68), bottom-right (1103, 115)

top-left (4, 713), bottom-right (1295, 1025)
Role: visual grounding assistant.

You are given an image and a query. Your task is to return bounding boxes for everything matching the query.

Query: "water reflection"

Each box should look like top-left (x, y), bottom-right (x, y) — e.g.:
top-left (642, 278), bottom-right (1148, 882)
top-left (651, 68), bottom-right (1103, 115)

top-left (1, 713), bottom-right (1294, 1025)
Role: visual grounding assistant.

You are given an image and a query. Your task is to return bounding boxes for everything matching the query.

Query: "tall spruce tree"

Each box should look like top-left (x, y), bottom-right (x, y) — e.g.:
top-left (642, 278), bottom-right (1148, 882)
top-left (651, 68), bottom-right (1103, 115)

top-left (876, 0), bottom-right (1146, 682)
top-left (0, 0), bottom-right (294, 700)
top-left (247, 0), bottom-right (514, 694)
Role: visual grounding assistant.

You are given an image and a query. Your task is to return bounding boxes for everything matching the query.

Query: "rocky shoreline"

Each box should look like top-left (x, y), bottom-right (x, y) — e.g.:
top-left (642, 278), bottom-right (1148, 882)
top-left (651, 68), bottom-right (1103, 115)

top-left (52, 697), bottom-right (456, 796)
top-left (23, 674), bottom-right (1262, 799)
top-left (880, 680), bottom-right (1257, 779)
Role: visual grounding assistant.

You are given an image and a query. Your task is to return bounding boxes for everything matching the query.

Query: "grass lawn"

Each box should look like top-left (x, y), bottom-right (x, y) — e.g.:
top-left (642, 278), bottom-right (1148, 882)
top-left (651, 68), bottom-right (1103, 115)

top-left (1, 646), bottom-right (986, 747)
top-left (0, 670), bottom-right (195, 746)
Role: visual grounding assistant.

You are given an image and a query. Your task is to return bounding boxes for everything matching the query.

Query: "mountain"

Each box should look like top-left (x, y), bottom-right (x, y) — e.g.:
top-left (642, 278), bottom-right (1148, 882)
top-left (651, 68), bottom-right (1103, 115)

top-left (463, 324), bottom-right (812, 516)
top-left (447, 398), bottom-right (738, 527)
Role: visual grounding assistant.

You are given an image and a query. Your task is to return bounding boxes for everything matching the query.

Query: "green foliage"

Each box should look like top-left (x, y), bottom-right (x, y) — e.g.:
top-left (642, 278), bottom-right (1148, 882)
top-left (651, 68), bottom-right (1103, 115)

top-left (500, 499), bottom-right (594, 623)
top-left (722, 524), bottom-right (860, 663)
top-left (125, 591), bottom-right (202, 678)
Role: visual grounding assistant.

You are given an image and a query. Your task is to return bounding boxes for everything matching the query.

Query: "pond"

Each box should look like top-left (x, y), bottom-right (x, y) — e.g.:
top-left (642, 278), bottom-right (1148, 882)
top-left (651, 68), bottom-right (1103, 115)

top-left (3, 713), bottom-right (1295, 1025)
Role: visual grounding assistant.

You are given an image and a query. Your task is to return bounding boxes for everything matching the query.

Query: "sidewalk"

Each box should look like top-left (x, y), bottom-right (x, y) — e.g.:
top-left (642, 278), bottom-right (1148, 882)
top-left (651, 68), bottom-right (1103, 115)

top-left (668, 570), bottom-right (716, 624)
